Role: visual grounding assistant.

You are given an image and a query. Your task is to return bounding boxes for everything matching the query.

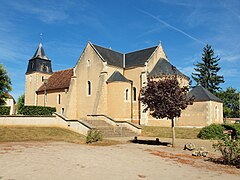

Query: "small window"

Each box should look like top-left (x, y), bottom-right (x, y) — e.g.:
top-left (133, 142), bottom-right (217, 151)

top-left (61, 108), bottom-right (65, 114)
top-left (215, 106), bottom-right (218, 120)
top-left (87, 81), bottom-right (91, 95)
top-left (42, 76), bottom-right (44, 82)
top-left (87, 60), bottom-right (91, 67)
top-left (125, 89), bottom-right (129, 101)
top-left (57, 94), bottom-right (61, 104)
top-left (133, 87), bottom-right (137, 101)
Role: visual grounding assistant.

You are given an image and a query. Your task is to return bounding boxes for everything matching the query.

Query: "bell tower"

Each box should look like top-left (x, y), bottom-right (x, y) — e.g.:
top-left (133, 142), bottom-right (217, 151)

top-left (25, 42), bottom-right (53, 105)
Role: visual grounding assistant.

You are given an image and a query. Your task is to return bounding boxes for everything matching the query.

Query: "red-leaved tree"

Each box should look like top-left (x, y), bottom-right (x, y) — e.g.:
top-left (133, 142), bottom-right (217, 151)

top-left (140, 75), bottom-right (194, 147)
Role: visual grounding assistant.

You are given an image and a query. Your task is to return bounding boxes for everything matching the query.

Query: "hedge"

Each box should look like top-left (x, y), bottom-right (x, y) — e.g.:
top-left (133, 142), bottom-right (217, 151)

top-left (198, 124), bottom-right (240, 139)
top-left (0, 106), bottom-right (10, 115)
top-left (21, 106), bottom-right (56, 116)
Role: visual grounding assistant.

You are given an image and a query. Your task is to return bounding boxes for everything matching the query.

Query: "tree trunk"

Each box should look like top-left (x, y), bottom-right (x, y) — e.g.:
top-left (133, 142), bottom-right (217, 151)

top-left (171, 118), bottom-right (175, 147)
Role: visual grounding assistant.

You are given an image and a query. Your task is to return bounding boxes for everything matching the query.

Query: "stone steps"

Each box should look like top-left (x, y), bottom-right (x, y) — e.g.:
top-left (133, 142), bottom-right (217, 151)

top-left (85, 120), bottom-right (137, 137)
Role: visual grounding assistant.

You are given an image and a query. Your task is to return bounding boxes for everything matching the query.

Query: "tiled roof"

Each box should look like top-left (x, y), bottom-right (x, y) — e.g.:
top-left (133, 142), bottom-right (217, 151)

top-left (107, 70), bottom-right (132, 83)
top-left (125, 46), bottom-right (157, 68)
top-left (37, 68), bottom-right (73, 92)
top-left (148, 58), bottom-right (189, 79)
top-left (188, 86), bottom-right (222, 102)
top-left (92, 44), bottom-right (123, 68)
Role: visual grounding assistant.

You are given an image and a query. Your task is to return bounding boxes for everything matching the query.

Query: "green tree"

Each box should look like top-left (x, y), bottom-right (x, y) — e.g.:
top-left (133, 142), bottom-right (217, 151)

top-left (140, 75), bottom-right (194, 147)
top-left (218, 87), bottom-right (239, 118)
top-left (192, 44), bottom-right (224, 94)
top-left (0, 64), bottom-right (12, 105)
top-left (17, 94), bottom-right (25, 114)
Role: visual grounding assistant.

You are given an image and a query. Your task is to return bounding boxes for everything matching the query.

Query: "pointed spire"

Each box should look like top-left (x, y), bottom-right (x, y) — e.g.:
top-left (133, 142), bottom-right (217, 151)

top-left (32, 42), bottom-right (49, 60)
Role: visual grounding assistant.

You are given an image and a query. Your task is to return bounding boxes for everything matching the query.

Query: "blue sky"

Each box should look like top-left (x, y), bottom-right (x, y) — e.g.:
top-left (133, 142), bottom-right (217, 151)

top-left (0, 0), bottom-right (240, 100)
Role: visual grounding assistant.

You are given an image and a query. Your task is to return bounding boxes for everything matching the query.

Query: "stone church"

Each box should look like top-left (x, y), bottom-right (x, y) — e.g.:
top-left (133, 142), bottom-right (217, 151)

top-left (25, 41), bottom-right (223, 127)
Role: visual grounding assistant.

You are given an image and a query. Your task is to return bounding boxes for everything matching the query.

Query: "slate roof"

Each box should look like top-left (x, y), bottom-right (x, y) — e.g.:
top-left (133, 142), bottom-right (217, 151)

top-left (125, 46), bottom-right (157, 68)
top-left (32, 43), bottom-right (49, 60)
top-left (37, 68), bottom-right (73, 92)
top-left (188, 86), bottom-right (222, 102)
top-left (107, 71), bottom-right (132, 83)
top-left (148, 58), bottom-right (189, 79)
top-left (92, 44), bottom-right (123, 68)
top-left (92, 43), bottom-right (158, 68)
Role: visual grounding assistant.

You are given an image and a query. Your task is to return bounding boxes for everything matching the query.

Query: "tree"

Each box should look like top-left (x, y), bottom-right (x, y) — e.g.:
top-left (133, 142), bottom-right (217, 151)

top-left (192, 44), bottom-right (224, 94)
top-left (17, 94), bottom-right (25, 114)
top-left (218, 87), bottom-right (239, 118)
top-left (0, 64), bottom-right (12, 105)
top-left (140, 75), bottom-right (194, 147)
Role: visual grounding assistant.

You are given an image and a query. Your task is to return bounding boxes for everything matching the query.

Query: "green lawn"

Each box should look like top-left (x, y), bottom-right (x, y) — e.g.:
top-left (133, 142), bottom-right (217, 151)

top-left (0, 126), bottom-right (119, 145)
top-left (141, 126), bottom-right (201, 139)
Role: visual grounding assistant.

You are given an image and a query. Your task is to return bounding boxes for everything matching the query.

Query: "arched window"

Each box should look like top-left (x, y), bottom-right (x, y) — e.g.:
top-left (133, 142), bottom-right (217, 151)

top-left (125, 89), bottom-right (129, 101)
top-left (58, 94), bottom-right (61, 104)
top-left (215, 105), bottom-right (218, 120)
top-left (88, 81), bottom-right (91, 95)
top-left (133, 87), bottom-right (137, 101)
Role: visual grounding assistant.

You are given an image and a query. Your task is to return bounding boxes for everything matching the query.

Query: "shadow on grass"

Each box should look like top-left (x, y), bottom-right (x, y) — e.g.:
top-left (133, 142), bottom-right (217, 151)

top-left (130, 138), bottom-right (171, 146)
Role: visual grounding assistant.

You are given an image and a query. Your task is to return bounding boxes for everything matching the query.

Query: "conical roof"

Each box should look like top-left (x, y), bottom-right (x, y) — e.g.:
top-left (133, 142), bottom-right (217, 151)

top-left (107, 70), bottom-right (132, 83)
top-left (32, 43), bottom-right (49, 60)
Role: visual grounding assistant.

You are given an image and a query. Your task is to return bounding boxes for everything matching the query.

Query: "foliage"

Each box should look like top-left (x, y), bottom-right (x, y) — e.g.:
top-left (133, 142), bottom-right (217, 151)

top-left (213, 135), bottom-right (240, 166)
top-left (140, 75), bottom-right (194, 120)
top-left (140, 75), bottom-right (194, 147)
top-left (222, 124), bottom-right (240, 139)
top-left (17, 94), bottom-right (25, 114)
top-left (192, 44), bottom-right (224, 94)
top-left (217, 87), bottom-right (239, 118)
top-left (0, 106), bottom-right (10, 115)
top-left (0, 64), bottom-right (12, 105)
top-left (86, 129), bottom-right (103, 144)
top-left (197, 124), bottom-right (225, 139)
top-left (21, 106), bottom-right (56, 116)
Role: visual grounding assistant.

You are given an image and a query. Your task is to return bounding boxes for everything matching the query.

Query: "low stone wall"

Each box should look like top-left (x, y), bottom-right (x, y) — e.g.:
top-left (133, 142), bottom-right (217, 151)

top-left (0, 114), bottom-right (91, 136)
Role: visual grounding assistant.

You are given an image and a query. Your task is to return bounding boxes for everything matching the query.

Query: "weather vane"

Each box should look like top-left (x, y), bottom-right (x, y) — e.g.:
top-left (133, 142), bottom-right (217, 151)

top-left (40, 33), bottom-right (43, 43)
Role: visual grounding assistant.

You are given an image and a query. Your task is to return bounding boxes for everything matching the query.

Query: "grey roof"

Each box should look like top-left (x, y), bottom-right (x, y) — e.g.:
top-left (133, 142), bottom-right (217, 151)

top-left (92, 43), bottom-right (158, 68)
top-left (148, 58), bottom-right (189, 79)
top-left (107, 71), bottom-right (132, 83)
top-left (188, 86), bottom-right (222, 102)
top-left (125, 46), bottom-right (157, 68)
top-left (32, 43), bottom-right (49, 60)
top-left (92, 44), bottom-right (123, 68)
top-left (26, 43), bottom-right (53, 75)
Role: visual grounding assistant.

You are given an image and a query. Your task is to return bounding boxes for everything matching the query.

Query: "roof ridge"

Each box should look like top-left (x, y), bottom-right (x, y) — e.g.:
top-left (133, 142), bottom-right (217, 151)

top-left (125, 45), bottom-right (158, 55)
top-left (53, 68), bottom-right (73, 73)
top-left (92, 43), bottom-right (123, 55)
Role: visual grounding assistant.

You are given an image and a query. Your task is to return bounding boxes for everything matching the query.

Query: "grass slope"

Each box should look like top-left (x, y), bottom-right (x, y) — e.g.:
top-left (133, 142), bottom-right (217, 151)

top-left (141, 126), bottom-right (201, 139)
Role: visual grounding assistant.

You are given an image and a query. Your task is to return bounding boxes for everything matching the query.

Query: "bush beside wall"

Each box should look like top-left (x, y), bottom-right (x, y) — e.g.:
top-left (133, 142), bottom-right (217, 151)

top-left (21, 106), bottom-right (56, 116)
top-left (0, 106), bottom-right (10, 115)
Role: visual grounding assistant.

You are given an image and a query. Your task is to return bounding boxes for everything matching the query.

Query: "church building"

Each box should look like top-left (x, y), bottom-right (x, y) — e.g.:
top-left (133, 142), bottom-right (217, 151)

top-left (25, 41), bottom-right (223, 127)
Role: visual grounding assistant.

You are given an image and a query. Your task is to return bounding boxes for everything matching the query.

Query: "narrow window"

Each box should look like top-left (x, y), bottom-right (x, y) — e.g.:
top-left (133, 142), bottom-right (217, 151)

top-left (42, 76), bottom-right (45, 82)
top-left (215, 106), bottom-right (218, 120)
top-left (61, 108), bottom-right (65, 114)
top-left (125, 89), bottom-right (129, 101)
top-left (133, 87), bottom-right (137, 101)
top-left (88, 81), bottom-right (91, 95)
top-left (87, 60), bottom-right (91, 66)
top-left (58, 94), bottom-right (61, 104)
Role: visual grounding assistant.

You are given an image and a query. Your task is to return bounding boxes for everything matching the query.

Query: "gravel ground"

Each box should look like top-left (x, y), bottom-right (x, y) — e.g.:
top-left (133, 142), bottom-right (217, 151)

top-left (0, 139), bottom-right (239, 180)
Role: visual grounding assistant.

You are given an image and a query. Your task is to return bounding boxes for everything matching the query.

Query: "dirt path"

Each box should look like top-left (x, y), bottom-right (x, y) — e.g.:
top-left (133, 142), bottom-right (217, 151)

top-left (0, 141), bottom-right (239, 180)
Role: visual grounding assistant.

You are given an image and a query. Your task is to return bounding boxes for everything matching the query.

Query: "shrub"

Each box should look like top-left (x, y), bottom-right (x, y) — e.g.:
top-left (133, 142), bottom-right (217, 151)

top-left (223, 124), bottom-right (240, 139)
top-left (213, 135), bottom-right (240, 167)
top-left (86, 129), bottom-right (103, 144)
top-left (197, 124), bottom-right (225, 139)
top-left (0, 106), bottom-right (10, 115)
top-left (21, 106), bottom-right (56, 116)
